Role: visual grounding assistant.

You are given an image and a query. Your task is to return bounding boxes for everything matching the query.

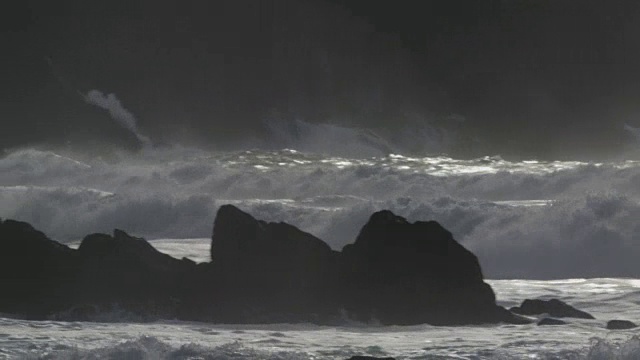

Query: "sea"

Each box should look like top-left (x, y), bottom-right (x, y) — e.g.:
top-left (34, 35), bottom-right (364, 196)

top-left (1, 140), bottom-right (640, 359)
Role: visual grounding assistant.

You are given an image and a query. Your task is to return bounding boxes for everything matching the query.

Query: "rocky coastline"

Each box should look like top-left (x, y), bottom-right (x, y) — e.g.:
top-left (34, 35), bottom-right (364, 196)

top-left (0, 205), bottom-right (635, 334)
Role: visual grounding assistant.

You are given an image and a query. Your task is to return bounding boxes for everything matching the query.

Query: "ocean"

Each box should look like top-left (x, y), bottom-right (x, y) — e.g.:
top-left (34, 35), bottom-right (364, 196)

top-left (1, 144), bottom-right (639, 359)
top-left (0, 274), bottom-right (638, 359)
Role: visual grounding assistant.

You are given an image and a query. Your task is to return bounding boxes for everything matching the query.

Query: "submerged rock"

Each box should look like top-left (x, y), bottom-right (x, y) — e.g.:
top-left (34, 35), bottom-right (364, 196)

top-left (537, 318), bottom-right (567, 326)
top-left (510, 299), bottom-right (594, 319)
top-left (606, 320), bottom-right (638, 330)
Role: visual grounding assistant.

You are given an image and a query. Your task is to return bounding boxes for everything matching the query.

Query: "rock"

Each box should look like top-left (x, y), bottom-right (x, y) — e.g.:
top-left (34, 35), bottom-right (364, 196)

top-left (537, 318), bottom-right (567, 326)
top-left (339, 210), bottom-right (521, 325)
top-left (510, 299), bottom-right (594, 319)
top-left (208, 205), bottom-right (338, 322)
top-left (606, 320), bottom-right (638, 330)
top-left (0, 222), bottom-right (200, 321)
top-left (347, 357), bottom-right (396, 360)
top-left (0, 206), bottom-right (536, 326)
top-left (76, 229), bottom-right (196, 318)
top-left (0, 219), bottom-right (79, 317)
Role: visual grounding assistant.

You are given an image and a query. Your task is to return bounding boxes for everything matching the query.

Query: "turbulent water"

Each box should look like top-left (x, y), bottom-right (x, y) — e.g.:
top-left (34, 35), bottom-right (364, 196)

top-left (1, 145), bottom-right (640, 359)
top-left (2, 146), bottom-right (640, 278)
top-left (1, 256), bottom-right (639, 359)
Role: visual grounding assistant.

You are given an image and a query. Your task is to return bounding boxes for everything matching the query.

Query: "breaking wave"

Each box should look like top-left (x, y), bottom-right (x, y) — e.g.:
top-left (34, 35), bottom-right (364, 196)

top-left (2, 147), bottom-right (640, 278)
top-left (263, 119), bottom-right (393, 158)
top-left (261, 117), bottom-right (464, 158)
top-left (35, 336), bottom-right (313, 360)
top-left (26, 334), bottom-right (640, 359)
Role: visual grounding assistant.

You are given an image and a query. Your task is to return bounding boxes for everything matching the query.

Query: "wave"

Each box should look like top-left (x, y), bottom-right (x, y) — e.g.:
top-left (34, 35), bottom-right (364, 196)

top-left (588, 336), bottom-right (640, 360)
top-left (263, 118), bottom-right (394, 157)
top-left (2, 147), bottom-right (640, 278)
top-left (28, 334), bottom-right (640, 359)
top-left (261, 118), bottom-right (465, 158)
top-left (37, 336), bottom-right (313, 360)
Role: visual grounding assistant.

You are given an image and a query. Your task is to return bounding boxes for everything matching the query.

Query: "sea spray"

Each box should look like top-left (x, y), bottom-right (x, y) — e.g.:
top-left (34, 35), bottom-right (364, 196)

top-left (2, 147), bottom-right (640, 279)
top-left (83, 90), bottom-right (152, 148)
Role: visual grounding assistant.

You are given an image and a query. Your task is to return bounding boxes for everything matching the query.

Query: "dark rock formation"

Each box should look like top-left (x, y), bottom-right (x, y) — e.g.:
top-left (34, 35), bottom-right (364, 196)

top-left (75, 229), bottom-right (197, 319)
top-left (0, 206), bottom-right (532, 326)
top-left (510, 299), bottom-right (594, 319)
top-left (346, 356), bottom-right (396, 360)
top-left (537, 318), bottom-right (567, 326)
top-left (606, 320), bottom-right (638, 330)
top-left (0, 219), bottom-right (79, 318)
top-left (206, 204), bottom-right (339, 322)
top-left (0, 219), bottom-right (197, 321)
top-left (339, 210), bottom-right (526, 325)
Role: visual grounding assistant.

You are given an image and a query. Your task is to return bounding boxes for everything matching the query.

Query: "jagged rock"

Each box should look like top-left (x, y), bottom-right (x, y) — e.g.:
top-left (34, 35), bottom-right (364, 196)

top-left (0, 220), bottom-right (198, 320)
top-left (510, 299), bottom-right (594, 319)
top-left (0, 206), bottom-right (536, 326)
top-left (208, 205), bottom-right (338, 322)
top-left (76, 229), bottom-right (196, 318)
top-left (0, 219), bottom-right (79, 317)
top-left (339, 210), bottom-right (524, 325)
top-left (606, 320), bottom-right (637, 330)
top-left (537, 318), bottom-right (567, 326)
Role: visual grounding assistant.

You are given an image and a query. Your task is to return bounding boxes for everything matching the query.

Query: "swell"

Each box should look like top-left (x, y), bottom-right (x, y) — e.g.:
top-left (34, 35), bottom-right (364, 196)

top-left (14, 333), bottom-right (640, 360)
top-left (2, 147), bottom-right (640, 279)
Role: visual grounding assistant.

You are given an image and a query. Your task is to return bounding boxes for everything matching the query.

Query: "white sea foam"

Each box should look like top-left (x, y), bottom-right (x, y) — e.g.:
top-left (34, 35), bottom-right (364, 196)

top-left (2, 147), bottom-right (640, 278)
top-left (19, 334), bottom-right (640, 360)
top-left (1, 277), bottom-right (638, 360)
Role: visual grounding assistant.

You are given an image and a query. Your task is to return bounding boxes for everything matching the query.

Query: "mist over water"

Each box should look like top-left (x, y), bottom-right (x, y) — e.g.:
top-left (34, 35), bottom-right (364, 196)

top-left (2, 143), bottom-right (640, 279)
top-left (83, 90), bottom-right (152, 148)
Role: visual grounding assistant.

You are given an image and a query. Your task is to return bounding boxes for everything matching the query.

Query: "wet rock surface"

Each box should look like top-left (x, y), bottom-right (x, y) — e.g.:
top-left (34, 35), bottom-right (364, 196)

top-left (606, 320), bottom-right (637, 330)
top-left (510, 299), bottom-right (594, 319)
top-left (537, 318), bottom-right (567, 326)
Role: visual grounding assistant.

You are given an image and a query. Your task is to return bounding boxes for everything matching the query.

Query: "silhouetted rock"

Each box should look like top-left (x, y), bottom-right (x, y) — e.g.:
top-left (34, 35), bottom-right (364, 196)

top-left (339, 210), bottom-right (527, 325)
top-left (208, 205), bottom-right (338, 322)
top-left (537, 318), bottom-right (567, 326)
top-left (0, 219), bottom-right (200, 321)
top-left (0, 219), bottom-right (79, 318)
top-left (347, 356), bottom-right (396, 360)
top-left (0, 206), bottom-right (536, 326)
top-left (606, 320), bottom-right (637, 330)
top-left (510, 299), bottom-right (594, 319)
top-left (76, 229), bottom-right (197, 318)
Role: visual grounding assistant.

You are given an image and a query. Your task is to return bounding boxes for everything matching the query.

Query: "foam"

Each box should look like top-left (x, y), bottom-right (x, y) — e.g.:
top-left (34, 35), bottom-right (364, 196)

top-left (2, 147), bottom-right (640, 278)
top-left (40, 336), bottom-right (313, 360)
top-left (23, 334), bottom-right (640, 360)
top-left (587, 336), bottom-right (640, 360)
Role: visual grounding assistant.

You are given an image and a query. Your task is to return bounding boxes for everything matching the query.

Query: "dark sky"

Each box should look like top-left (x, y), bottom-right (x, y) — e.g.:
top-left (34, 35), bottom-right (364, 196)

top-left (3, 0), bottom-right (640, 158)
